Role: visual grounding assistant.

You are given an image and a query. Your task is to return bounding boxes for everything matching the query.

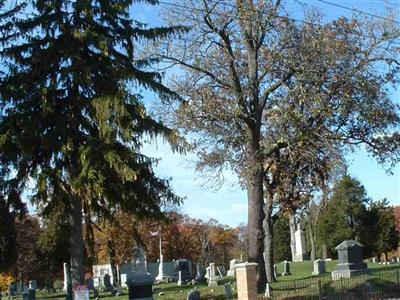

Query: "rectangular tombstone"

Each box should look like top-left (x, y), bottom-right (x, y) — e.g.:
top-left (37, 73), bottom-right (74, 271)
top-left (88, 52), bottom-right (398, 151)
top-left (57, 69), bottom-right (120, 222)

top-left (224, 284), bottom-right (233, 299)
top-left (332, 240), bottom-right (370, 279)
top-left (281, 261), bottom-right (291, 276)
top-left (312, 259), bottom-right (326, 275)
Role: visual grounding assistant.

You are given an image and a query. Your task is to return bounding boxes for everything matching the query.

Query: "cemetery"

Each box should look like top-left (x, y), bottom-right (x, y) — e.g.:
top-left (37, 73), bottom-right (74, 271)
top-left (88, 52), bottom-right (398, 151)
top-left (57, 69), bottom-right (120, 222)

top-left (0, 0), bottom-right (399, 300)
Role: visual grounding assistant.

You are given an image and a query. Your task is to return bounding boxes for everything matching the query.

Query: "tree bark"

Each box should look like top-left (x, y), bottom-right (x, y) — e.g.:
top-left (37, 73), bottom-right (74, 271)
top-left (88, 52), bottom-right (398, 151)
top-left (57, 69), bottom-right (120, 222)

top-left (246, 128), bottom-right (267, 291)
top-left (70, 195), bottom-right (85, 287)
top-left (263, 190), bottom-right (275, 283)
top-left (308, 221), bottom-right (316, 261)
top-left (108, 239), bottom-right (118, 285)
top-left (322, 243), bottom-right (328, 259)
top-left (289, 213), bottom-right (296, 261)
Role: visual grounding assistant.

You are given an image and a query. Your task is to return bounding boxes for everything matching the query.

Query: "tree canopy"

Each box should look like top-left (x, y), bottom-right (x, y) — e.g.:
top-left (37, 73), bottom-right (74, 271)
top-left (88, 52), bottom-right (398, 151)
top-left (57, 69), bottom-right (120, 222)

top-left (0, 0), bottom-right (184, 285)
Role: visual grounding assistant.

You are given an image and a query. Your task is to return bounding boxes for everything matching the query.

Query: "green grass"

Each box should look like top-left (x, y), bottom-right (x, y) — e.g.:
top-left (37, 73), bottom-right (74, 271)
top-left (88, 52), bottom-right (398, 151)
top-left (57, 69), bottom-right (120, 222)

top-left (4, 262), bottom-right (399, 300)
top-left (274, 260), bottom-right (399, 281)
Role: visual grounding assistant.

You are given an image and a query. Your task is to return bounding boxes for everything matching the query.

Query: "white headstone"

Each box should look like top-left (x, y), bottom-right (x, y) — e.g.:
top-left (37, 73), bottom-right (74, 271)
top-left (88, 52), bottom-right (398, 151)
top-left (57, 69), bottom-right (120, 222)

top-left (178, 271), bottom-right (186, 286)
top-left (294, 229), bottom-right (307, 261)
top-left (120, 274), bottom-right (127, 288)
top-left (208, 263), bottom-right (218, 286)
top-left (74, 287), bottom-right (89, 300)
top-left (63, 263), bottom-right (68, 291)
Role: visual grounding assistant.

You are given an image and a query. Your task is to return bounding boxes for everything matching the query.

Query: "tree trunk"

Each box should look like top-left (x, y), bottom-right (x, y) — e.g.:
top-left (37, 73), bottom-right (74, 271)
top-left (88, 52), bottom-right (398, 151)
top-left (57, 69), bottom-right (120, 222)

top-left (70, 195), bottom-right (85, 286)
top-left (108, 239), bottom-right (118, 285)
top-left (307, 221), bottom-right (316, 261)
top-left (246, 128), bottom-right (267, 291)
top-left (322, 243), bottom-right (328, 259)
top-left (263, 190), bottom-right (275, 283)
top-left (289, 213), bottom-right (296, 262)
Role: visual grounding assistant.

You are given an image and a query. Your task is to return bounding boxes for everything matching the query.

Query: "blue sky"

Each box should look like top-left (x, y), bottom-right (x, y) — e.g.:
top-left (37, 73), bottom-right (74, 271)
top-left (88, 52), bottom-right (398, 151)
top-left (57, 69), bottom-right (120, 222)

top-left (134, 0), bottom-right (400, 227)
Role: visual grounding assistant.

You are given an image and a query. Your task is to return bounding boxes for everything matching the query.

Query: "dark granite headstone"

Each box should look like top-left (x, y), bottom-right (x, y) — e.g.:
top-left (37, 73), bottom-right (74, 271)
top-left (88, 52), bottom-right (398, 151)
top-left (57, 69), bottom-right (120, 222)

top-left (175, 259), bottom-right (192, 282)
top-left (186, 290), bottom-right (200, 300)
top-left (195, 263), bottom-right (205, 282)
top-left (281, 261), bottom-right (291, 276)
top-left (224, 284), bottom-right (233, 299)
top-left (332, 240), bottom-right (370, 279)
top-left (126, 246), bottom-right (154, 300)
top-left (27, 289), bottom-right (35, 300)
top-left (103, 274), bottom-right (112, 290)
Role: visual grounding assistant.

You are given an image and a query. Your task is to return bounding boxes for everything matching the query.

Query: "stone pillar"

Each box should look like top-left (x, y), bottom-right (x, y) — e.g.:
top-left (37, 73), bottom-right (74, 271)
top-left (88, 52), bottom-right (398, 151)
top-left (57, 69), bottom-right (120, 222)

top-left (63, 263), bottom-right (68, 291)
top-left (235, 263), bottom-right (258, 300)
top-left (208, 263), bottom-right (218, 286)
top-left (294, 229), bottom-right (307, 261)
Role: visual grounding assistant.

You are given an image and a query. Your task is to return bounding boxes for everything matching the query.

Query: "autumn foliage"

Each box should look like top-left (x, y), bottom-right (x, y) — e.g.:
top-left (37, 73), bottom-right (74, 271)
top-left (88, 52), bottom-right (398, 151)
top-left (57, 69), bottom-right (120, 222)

top-left (93, 211), bottom-right (243, 268)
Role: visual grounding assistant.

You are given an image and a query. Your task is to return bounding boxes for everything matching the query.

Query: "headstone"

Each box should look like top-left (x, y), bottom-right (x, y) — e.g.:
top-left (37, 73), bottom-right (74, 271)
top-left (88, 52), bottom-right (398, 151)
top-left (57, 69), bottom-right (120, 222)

top-left (174, 259), bottom-right (192, 282)
top-left (126, 246), bottom-right (154, 300)
top-left (204, 266), bottom-right (210, 279)
top-left (312, 259), bottom-right (326, 275)
top-left (273, 265), bottom-right (277, 279)
top-left (207, 263), bottom-right (218, 286)
top-left (27, 289), bottom-right (35, 300)
top-left (227, 259), bottom-right (241, 277)
top-left (74, 287), bottom-right (89, 300)
top-left (265, 283), bottom-right (271, 298)
top-left (28, 281), bottom-right (36, 291)
top-left (331, 240), bottom-right (370, 279)
top-left (186, 290), bottom-right (200, 300)
top-left (120, 274), bottom-right (127, 288)
top-left (103, 274), bottom-right (112, 290)
top-left (93, 278), bottom-right (100, 288)
top-left (294, 229), bottom-right (307, 261)
top-left (372, 257), bottom-right (379, 263)
top-left (177, 271), bottom-right (186, 286)
top-left (282, 261), bottom-right (291, 276)
top-left (224, 284), bottom-right (233, 299)
top-left (195, 263), bottom-right (205, 282)
top-left (390, 257), bottom-right (397, 263)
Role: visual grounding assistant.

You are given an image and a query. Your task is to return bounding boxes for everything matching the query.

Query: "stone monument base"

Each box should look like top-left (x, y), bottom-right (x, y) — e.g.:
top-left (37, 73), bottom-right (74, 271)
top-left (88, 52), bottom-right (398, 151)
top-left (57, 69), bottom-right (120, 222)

top-left (331, 269), bottom-right (370, 280)
top-left (294, 254), bottom-right (307, 262)
top-left (226, 270), bottom-right (235, 277)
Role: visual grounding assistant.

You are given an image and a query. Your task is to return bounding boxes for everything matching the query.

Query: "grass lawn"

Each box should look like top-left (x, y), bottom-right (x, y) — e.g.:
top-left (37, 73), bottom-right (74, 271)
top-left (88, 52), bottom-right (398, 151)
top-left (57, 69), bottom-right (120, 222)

top-left (274, 260), bottom-right (400, 281)
top-left (3, 262), bottom-right (399, 300)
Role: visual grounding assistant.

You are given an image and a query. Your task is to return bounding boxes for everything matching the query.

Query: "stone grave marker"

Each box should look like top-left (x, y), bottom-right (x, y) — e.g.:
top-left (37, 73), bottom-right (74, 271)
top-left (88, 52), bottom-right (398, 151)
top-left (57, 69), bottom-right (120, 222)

top-left (273, 265), bottom-right (277, 279)
top-left (331, 240), bottom-right (370, 279)
top-left (178, 271), bottom-right (186, 286)
top-left (195, 263), bottom-right (205, 282)
top-left (294, 229), bottom-right (307, 261)
top-left (103, 274), bottom-right (112, 290)
top-left (312, 259), bottom-right (326, 275)
top-left (28, 281), bottom-right (36, 291)
top-left (224, 284), bottom-right (233, 299)
top-left (186, 290), bottom-right (200, 300)
top-left (126, 246), bottom-right (154, 300)
top-left (204, 266), bottom-right (210, 279)
top-left (73, 286), bottom-right (89, 300)
top-left (227, 259), bottom-right (241, 277)
top-left (207, 263), bottom-right (218, 287)
top-left (372, 257), bottom-right (379, 263)
top-left (282, 261), bottom-right (291, 276)
top-left (175, 259), bottom-right (192, 282)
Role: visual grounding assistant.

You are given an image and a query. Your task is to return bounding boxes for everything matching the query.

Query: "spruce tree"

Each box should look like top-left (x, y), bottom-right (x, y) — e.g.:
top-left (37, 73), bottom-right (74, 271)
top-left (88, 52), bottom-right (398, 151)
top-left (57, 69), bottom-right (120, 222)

top-left (0, 0), bottom-right (183, 285)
